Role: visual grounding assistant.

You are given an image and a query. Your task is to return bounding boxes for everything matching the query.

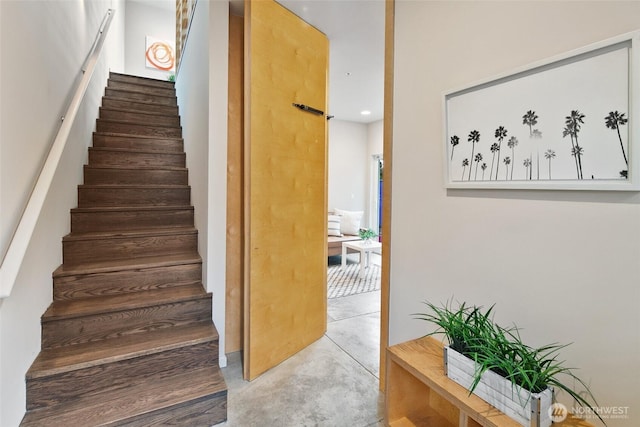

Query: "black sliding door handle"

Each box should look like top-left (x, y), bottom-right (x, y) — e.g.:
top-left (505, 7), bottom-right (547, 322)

top-left (292, 103), bottom-right (324, 116)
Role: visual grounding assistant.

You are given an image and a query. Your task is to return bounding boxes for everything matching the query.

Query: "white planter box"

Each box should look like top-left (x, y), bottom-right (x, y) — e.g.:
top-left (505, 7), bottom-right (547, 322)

top-left (444, 346), bottom-right (553, 427)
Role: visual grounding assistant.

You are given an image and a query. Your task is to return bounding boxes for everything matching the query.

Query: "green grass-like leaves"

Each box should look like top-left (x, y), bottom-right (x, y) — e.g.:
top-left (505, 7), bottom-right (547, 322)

top-left (414, 300), bottom-right (605, 425)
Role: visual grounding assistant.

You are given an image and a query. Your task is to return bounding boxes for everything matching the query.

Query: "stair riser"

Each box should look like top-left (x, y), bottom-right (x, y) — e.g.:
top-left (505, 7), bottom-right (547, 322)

top-left (71, 208), bottom-right (194, 233)
top-left (42, 295), bottom-right (213, 349)
top-left (88, 149), bottom-right (185, 168)
top-left (93, 133), bottom-right (184, 152)
top-left (26, 341), bottom-right (218, 410)
top-left (83, 168), bottom-right (188, 186)
top-left (100, 108), bottom-right (181, 127)
top-left (108, 80), bottom-right (176, 98)
top-left (97, 120), bottom-right (182, 138)
top-left (78, 187), bottom-right (191, 207)
top-left (102, 97), bottom-right (179, 116)
top-left (109, 72), bottom-right (176, 89)
top-left (105, 88), bottom-right (177, 106)
top-left (54, 263), bottom-right (202, 301)
top-left (116, 393), bottom-right (228, 427)
top-left (63, 233), bottom-right (198, 265)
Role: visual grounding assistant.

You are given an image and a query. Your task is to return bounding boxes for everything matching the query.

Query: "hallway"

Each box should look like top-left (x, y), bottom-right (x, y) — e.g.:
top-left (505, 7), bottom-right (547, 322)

top-left (218, 289), bottom-right (384, 426)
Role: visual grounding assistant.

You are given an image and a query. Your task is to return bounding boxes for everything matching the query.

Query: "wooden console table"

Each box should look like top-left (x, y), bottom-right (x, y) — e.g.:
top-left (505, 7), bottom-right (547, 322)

top-left (385, 336), bottom-right (593, 427)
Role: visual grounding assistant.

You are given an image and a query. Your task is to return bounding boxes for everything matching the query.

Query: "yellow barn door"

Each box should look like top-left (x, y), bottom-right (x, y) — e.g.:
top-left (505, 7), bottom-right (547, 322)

top-left (243, 0), bottom-right (329, 380)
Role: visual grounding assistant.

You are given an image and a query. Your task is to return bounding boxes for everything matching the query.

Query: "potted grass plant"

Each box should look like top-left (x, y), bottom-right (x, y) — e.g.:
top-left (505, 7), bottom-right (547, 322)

top-left (415, 300), bottom-right (604, 427)
top-left (358, 228), bottom-right (377, 244)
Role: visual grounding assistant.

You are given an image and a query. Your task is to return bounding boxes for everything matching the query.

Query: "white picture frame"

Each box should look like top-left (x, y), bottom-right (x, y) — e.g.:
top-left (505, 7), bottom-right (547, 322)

top-left (444, 31), bottom-right (640, 191)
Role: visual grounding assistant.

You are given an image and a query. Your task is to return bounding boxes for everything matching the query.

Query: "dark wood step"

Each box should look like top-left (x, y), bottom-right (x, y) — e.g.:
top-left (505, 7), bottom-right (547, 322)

top-left (28, 322), bottom-right (217, 379)
top-left (93, 132), bottom-right (184, 152)
top-left (41, 284), bottom-right (212, 349)
top-left (101, 96), bottom-right (179, 117)
top-left (53, 253), bottom-right (202, 301)
top-left (62, 228), bottom-right (198, 265)
top-left (27, 324), bottom-right (218, 410)
top-left (109, 72), bottom-right (175, 90)
top-left (83, 165), bottom-right (188, 185)
top-left (88, 147), bottom-right (186, 168)
top-left (71, 205), bottom-right (194, 233)
top-left (53, 253), bottom-right (202, 278)
top-left (97, 119), bottom-right (182, 138)
top-left (108, 79), bottom-right (176, 98)
top-left (99, 107), bottom-right (181, 127)
top-left (78, 184), bottom-right (191, 207)
top-left (20, 365), bottom-right (227, 427)
top-left (105, 87), bottom-right (177, 106)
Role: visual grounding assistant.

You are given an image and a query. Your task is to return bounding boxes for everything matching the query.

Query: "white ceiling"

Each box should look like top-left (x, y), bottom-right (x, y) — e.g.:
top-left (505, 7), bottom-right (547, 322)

top-left (132, 0), bottom-right (385, 123)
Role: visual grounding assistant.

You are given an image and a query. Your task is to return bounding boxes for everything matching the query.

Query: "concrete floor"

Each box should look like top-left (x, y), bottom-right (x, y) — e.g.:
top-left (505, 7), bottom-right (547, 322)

top-left (217, 284), bottom-right (384, 426)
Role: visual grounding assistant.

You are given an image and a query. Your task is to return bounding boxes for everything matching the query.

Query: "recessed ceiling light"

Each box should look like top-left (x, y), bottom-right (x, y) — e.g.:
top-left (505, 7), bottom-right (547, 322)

top-left (361, 110), bottom-right (371, 116)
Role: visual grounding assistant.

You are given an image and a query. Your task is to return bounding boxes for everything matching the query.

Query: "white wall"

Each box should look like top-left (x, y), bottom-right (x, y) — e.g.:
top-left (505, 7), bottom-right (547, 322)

top-left (124, 0), bottom-right (175, 80)
top-left (328, 119), bottom-right (369, 219)
top-left (207, 0), bottom-right (230, 367)
top-left (175, 0), bottom-right (229, 366)
top-left (367, 120), bottom-right (383, 157)
top-left (390, 2), bottom-right (640, 425)
top-left (0, 1), bottom-right (124, 425)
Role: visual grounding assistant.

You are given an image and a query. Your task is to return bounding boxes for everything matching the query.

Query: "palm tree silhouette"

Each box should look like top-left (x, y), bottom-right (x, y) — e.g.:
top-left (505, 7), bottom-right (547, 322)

top-left (522, 110), bottom-right (538, 137)
top-left (523, 111), bottom-right (541, 180)
top-left (467, 130), bottom-right (480, 181)
top-left (532, 129), bottom-right (543, 179)
top-left (523, 158), bottom-right (532, 180)
top-left (489, 143), bottom-right (499, 181)
top-left (481, 163), bottom-right (487, 180)
top-left (565, 110), bottom-right (585, 179)
top-left (474, 153), bottom-right (483, 181)
top-left (461, 158), bottom-right (469, 180)
top-left (544, 149), bottom-right (556, 180)
top-left (507, 136), bottom-right (518, 180)
top-left (503, 156), bottom-right (511, 180)
top-left (494, 126), bottom-right (507, 180)
top-left (605, 111), bottom-right (628, 166)
top-left (571, 145), bottom-right (584, 176)
top-left (563, 124), bottom-right (580, 178)
top-left (450, 135), bottom-right (460, 161)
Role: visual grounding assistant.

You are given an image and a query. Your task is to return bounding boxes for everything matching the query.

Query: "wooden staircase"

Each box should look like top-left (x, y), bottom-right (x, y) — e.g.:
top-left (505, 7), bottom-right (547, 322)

top-left (20, 73), bottom-right (228, 426)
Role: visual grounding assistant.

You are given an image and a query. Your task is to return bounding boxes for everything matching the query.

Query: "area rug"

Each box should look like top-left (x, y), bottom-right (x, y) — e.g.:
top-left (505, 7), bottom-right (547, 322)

top-left (327, 262), bottom-right (381, 299)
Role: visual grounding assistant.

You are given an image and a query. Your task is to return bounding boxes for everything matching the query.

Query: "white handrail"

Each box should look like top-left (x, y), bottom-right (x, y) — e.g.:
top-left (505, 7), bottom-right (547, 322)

top-left (0, 9), bottom-right (115, 299)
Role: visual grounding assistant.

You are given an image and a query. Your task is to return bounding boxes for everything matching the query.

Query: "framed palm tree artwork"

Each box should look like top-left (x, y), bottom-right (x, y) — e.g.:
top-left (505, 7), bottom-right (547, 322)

top-left (444, 30), bottom-right (640, 191)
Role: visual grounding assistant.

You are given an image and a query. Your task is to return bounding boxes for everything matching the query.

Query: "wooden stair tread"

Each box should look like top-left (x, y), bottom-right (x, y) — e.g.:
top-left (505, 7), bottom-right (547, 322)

top-left (94, 131), bottom-right (184, 143)
top-left (98, 117), bottom-right (180, 129)
top-left (53, 253), bottom-right (202, 278)
top-left (89, 146), bottom-right (185, 156)
top-left (71, 205), bottom-right (193, 213)
top-left (20, 365), bottom-right (226, 427)
top-left (104, 86), bottom-right (176, 100)
top-left (43, 282), bottom-right (208, 320)
top-left (100, 105), bottom-right (178, 116)
top-left (27, 322), bottom-right (217, 379)
top-left (78, 183), bottom-right (189, 189)
top-left (109, 72), bottom-right (175, 88)
top-left (84, 165), bottom-right (188, 172)
top-left (101, 94), bottom-right (178, 109)
top-left (63, 227), bottom-right (197, 241)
